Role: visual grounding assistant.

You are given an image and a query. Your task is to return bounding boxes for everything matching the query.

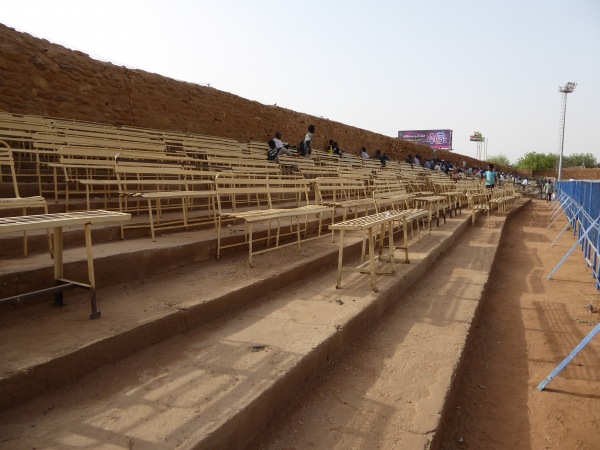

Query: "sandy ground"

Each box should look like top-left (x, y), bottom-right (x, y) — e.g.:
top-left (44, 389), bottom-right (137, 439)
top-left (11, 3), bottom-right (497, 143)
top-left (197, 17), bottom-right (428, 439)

top-left (248, 200), bottom-right (600, 449)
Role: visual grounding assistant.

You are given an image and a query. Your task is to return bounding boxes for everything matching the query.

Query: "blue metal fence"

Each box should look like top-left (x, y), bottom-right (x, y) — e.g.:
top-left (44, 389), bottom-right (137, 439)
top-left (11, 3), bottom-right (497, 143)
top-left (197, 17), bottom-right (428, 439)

top-left (538, 180), bottom-right (600, 390)
top-left (552, 181), bottom-right (600, 289)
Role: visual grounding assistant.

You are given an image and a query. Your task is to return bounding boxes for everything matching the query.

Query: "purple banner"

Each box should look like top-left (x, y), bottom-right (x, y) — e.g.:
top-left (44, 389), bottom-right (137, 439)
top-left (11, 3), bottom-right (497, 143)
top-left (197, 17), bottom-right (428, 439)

top-left (398, 129), bottom-right (453, 150)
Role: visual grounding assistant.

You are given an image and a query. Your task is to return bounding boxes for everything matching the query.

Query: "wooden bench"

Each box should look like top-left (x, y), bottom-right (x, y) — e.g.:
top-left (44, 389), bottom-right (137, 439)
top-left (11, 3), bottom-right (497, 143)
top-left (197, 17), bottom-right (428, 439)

top-left (0, 210), bottom-right (131, 319)
top-left (438, 191), bottom-right (462, 218)
top-left (278, 155), bottom-right (339, 178)
top-left (372, 180), bottom-right (415, 212)
top-left (361, 158), bottom-right (384, 172)
top-left (115, 156), bottom-right (218, 240)
top-left (466, 192), bottom-right (492, 227)
top-left (51, 147), bottom-right (197, 209)
top-left (488, 188), bottom-right (521, 215)
top-left (329, 209), bottom-right (421, 291)
top-left (215, 174), bottom-right (334, 266)
top-left (315, 177), bottom-right (377, 222)
top-left (206, 156), bottom-right (281, 175)
top-left (413, 195), bottom-right (447, 232)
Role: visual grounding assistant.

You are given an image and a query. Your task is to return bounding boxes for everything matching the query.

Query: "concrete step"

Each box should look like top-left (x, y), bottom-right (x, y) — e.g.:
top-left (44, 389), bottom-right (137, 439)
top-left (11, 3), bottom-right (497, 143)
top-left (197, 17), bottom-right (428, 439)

top-left (0, 202), bottom-right (529, 449)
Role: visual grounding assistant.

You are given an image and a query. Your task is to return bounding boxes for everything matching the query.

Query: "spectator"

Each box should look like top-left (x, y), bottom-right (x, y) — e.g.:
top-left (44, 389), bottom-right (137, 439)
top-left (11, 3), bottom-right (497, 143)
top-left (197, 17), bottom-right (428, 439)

top-left (484, 164), bottom-right (497, 190)
top-left (305, 124), bottom-right (315, 157)
top-left (521, 178), bottom-right (528, 191)
top-left (451, 165), bottom-right (460, 182)
top-left (543, 179), bottom-right (554, 202)
top-left (326, 139), bottom-right (334, 153)
top-left (424, 159), bottom-right (433, 169)
top-left (373, 149), bottom-right (389, 166)
top-left (332, 141), bottom-right (342, 157)
top-left (360, 147), bottom-right (369, 158)
top-left (273, 131), bottom-right (294, 160)
top-left (266, 139), bottom-right (279, 162)
top-left (299, 124), bottom-right (315, 158)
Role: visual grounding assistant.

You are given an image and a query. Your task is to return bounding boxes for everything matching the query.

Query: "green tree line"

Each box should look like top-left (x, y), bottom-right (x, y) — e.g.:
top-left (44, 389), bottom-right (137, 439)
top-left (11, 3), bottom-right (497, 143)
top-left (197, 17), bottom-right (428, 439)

top-left (487, 152), bottom-right (599, 170)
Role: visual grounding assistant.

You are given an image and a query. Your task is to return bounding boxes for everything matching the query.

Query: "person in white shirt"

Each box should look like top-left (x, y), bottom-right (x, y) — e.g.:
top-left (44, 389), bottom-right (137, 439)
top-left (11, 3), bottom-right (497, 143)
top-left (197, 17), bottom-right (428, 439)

top-left (273, 131), bottom-right (294, 159)
top-left (302, 124), bottom-right (315, 158)
top-left (360, 147), bottom-right (369, 158)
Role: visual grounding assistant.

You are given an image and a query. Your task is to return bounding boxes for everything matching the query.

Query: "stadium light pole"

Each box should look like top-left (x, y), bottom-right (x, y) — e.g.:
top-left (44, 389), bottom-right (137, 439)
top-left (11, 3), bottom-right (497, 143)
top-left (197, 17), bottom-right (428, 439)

top-left (557, 82), bottom-right (576, 182)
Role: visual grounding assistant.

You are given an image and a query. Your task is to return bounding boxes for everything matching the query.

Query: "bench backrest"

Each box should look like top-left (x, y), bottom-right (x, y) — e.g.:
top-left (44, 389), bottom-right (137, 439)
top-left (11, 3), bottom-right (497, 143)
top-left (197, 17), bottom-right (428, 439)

top-left (115, 155), bottom-right (217, 194)
top-left (314, 177), bottom-right (369, 204)
top-left (0, 140), bottom-right (20, 196)
top-left (215, 174), bottom-right (311, 213)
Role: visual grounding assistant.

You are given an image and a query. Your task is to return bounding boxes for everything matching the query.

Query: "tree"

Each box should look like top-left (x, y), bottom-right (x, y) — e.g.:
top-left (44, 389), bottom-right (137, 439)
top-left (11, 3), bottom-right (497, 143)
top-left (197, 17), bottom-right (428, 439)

top-left (515, 152), bottom-right (557, 170)
top-left (487, 154), bottom-right (512, 168)
top-left (562, 153), bottom-right (599, 168)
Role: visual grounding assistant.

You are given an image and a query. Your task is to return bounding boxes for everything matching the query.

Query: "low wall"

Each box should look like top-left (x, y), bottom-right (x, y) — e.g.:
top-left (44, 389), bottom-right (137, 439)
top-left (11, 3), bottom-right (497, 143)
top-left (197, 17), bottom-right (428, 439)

top-left (533, 168), bottom-right (600, 181)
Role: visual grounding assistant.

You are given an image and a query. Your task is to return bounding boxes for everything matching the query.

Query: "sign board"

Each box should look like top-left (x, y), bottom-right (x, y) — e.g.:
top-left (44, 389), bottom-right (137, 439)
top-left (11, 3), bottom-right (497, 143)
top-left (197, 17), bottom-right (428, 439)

top-left (397, 129), bottom-right (452, 150)
top-left (470, 132), bottom-right (485, 142)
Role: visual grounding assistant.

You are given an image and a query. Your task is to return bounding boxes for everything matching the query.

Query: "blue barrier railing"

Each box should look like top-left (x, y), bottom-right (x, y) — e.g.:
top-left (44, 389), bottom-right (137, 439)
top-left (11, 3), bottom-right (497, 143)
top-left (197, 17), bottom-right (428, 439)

top-left (552, 181), bottom-right (600, 290)
top-left (538, 180), bottom-right (600, 390)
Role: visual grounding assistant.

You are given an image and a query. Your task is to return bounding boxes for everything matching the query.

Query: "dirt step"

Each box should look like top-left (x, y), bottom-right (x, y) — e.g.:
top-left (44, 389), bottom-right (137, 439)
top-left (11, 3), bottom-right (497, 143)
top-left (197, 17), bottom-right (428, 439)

top-left (0, 224), bottom-right (369, 410)
top-left (246, 208), bottom-right (518, 449)
top-left (0, 204), bottom-right (512, 449)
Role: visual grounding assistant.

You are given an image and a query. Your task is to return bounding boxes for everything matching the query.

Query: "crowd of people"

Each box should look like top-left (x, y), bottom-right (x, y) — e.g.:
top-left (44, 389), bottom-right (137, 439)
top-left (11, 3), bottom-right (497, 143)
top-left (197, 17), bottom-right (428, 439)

top-left (266, 125), bottom-right (393, 167)
top-left (264, 129), bottom-right (555, 198)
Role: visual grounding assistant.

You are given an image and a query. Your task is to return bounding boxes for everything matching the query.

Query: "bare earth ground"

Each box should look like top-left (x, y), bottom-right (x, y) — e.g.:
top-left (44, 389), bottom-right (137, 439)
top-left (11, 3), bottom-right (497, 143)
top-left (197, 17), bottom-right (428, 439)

top-left (248, 200), bottom-right (600, 449)
top-left (0, 200), bottom-right (598, 449)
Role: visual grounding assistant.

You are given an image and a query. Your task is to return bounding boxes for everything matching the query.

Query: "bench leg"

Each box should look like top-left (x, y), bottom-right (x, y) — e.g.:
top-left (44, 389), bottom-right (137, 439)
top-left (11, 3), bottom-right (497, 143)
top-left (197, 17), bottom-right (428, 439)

top-left (388, 221), bottom-right (396, 274)
top-left (402, 217), bottom-right (409, 263)
top-left (53, 226), bottom-right (64, 308)
top-left (211, 196), bottom-right (218, 231)
top-left (336, 230), bottom-right (344, 289)
top-left (84, 223), bottom-right (101, 319)
top-left (118, 195), bottom-right (125, 240)
top-left (378, 223), bottom-right (385, 260)
top-left (182, 197), bottom-right (189, 231)
top-left (368, 228), bottom-right (377, 292)
top-left (360, 231), bottom-right (367, 263)
top-left (428, 206), bottom-right (433, 235)
top-left (317, 212), bottom-right (323, 237)
top-left (216, 218), bottom-right (222, 260)
top-left (148, 199), bottom-right (157, 242)
top-left (248, 222), bottom-right (254, 267)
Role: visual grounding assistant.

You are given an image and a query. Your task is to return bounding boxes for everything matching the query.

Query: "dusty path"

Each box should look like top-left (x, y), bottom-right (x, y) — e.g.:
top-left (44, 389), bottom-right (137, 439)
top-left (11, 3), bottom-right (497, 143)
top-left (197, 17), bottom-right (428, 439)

top-left (248, 200), bottom-right (600, 449)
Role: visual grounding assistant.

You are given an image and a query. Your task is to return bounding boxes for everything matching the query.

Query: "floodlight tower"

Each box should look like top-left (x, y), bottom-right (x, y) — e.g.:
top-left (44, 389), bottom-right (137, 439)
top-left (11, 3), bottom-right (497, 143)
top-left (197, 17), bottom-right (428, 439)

top-left (557, 82), bottom-right (576, 181)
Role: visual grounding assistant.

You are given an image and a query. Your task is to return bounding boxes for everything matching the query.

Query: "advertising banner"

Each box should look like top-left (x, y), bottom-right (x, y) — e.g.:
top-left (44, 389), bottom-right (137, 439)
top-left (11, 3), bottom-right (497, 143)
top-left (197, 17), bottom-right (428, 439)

top-left (397, 129), bottom-right (452, 150)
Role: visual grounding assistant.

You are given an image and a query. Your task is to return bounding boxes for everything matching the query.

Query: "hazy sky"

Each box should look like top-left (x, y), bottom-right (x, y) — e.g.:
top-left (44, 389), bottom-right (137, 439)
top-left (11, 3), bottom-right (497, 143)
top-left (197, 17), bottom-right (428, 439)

top-left (2, 0), bottom-right (599, 163)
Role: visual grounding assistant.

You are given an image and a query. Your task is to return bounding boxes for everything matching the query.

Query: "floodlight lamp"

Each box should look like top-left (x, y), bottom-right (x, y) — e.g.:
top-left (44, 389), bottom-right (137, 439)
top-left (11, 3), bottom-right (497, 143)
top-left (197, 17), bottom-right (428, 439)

top-left (559, 82), bottom-right (577, 93)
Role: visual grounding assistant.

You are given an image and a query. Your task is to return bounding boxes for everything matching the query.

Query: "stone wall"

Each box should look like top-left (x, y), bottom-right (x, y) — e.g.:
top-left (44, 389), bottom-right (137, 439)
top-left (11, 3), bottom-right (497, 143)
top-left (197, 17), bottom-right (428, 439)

top-left (1, 23), bottom-right (489, 168)
top-left (533, 168), bottom-right (600, 181)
